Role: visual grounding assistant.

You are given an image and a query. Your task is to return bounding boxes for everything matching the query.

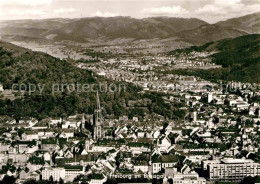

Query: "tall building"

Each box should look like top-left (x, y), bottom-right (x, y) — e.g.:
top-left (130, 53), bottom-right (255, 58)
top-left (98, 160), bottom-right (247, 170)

top-left (205, 158), bottom-right (259, 181)
top-left (93, 91), bottom-right (103, 140)
top-left (42, 166), bottom-right (84, 182)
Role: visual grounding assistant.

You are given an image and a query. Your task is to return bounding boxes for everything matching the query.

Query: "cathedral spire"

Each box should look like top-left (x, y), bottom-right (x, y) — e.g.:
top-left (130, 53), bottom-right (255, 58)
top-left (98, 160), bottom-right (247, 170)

top-left (93, 91), bottom-right (103, 140)
top-left (96, 91), bottom-right (101, 110)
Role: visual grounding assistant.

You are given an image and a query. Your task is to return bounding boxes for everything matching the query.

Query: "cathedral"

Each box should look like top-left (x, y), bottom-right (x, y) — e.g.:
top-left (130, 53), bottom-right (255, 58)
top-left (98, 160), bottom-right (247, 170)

top-left (93, 91), bottom-right (103, 140)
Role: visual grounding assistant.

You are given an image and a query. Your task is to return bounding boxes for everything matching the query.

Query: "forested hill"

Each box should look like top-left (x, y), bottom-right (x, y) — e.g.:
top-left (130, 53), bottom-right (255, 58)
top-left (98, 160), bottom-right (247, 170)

top-left (0, 41), bottom-right (97, 120)
top-left (0, 41), bottom-right (95, 89)
top-left (169, 34), bottom-right (260, 83)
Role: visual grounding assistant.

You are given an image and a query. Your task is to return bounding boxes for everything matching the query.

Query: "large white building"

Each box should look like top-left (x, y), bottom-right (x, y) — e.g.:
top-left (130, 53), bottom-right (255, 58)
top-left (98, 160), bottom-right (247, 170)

top-left (205, 158), bottom-right (260, 181)
top-left (42, 167), bottom-right (65, 181)
top-left (42, 166), bottom-right (84, 182)
top-left (64, 165), bottom-right (85, 182)
top-left (172, 172), bottom-right (206, 184)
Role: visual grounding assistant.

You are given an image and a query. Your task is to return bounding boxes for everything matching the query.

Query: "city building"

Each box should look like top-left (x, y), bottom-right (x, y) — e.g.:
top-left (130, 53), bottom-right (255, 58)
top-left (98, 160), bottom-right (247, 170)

top-left (206, 158), bottom-right (260, 181)
top-left (172, 172), bottom-right (206, 184)
top-left (42, 167), bottom-right (65, 181)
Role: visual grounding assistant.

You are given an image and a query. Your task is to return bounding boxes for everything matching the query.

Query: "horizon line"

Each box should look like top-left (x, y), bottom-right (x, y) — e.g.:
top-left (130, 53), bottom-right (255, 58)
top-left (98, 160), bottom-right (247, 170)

top-left (0, 11), bottom-right (259, 23)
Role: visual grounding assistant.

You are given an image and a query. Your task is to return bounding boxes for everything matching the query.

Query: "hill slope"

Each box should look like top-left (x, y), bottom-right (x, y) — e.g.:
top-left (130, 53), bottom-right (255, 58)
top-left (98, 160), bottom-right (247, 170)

top-left (0, 41), bottom-right (97, 119)
top-left (178, 12), bottom-right (260, 45)
top-left (176, 24), bottom-right (247, 45)
top-left (169, 34), bottom-right (260, 83)
top-left (216, 12), bottom-right (260, 34)
top-left (0, 41), bottom-right (95, 89)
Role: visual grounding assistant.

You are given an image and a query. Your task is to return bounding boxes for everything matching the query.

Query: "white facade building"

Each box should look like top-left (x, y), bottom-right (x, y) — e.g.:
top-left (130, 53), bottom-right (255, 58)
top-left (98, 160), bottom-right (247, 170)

top-left (206, 158), bottom-right (260, 181)
top-left (42, 167), bottom-right (65, 181)
top-left (173, 172), bottom-right (206, 184)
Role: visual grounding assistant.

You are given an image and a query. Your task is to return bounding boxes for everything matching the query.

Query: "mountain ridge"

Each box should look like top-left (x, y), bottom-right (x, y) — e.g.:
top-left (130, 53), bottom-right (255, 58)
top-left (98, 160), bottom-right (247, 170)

top-left (0, 12), bottom-right (259, 46)
top-left (216, 12), bottom-right (260, 34)
top-left (43, 16), bottom-right (208, 41)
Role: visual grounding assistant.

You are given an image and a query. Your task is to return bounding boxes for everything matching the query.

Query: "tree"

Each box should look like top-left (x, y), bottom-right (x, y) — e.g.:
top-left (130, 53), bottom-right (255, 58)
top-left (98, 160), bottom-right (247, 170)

top-left (73, 174), bottom-right (84, 182)
top-left (239, 176), bottom-right (257, 184)
top-left (168, 178), bottom-right (173, 184)
top-left (1, 175), bottom-right (16, 184)
top-left (219, 144), bottom-right (228, 152)
top-left (49, 175), bottom-right (54, 184)
top-left (24, 179), bottom-right (37, 184)
top-left (24, 167), bottom-right (29, 173)
top-left (59, 177), bottom-right (64, 184)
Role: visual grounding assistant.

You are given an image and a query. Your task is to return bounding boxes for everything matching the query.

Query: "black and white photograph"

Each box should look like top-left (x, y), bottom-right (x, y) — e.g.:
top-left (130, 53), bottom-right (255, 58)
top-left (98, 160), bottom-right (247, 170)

top-left (0, 0), bottom-right (260, 183)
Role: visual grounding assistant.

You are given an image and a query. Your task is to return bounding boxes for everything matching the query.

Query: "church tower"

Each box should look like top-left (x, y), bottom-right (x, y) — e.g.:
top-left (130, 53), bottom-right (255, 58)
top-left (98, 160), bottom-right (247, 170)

top-left (85, 139), bottom-right (90, 151)
top-left (93, 91), bottom-right (103, 140)
top-left (81, 114), bottom-right (86, 129)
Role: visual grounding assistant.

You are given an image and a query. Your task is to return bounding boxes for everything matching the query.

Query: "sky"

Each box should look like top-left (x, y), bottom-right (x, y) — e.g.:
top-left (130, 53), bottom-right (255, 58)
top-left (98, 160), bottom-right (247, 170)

top-left (0, 0), bottom-right (259, 23)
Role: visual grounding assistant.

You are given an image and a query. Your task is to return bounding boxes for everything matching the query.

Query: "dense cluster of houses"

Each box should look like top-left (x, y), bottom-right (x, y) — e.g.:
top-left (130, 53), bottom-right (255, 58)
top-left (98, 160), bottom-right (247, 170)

top-left (79, 55), bottom-right (221, 94)
top-left (0, 82), bottom-right (260, 184)
top-left (1, 68), bottom-right (260, 184)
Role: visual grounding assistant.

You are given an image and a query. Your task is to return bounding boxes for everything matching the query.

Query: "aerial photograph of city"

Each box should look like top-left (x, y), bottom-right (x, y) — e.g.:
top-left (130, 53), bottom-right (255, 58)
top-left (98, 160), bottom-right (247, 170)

top-left (0, 0), bottom-right (260, 183)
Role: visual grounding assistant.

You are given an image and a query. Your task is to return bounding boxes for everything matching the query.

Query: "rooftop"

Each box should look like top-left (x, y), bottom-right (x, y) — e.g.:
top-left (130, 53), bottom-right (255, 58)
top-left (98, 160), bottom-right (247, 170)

top-left (222, 158), bottom-right (254, 164)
